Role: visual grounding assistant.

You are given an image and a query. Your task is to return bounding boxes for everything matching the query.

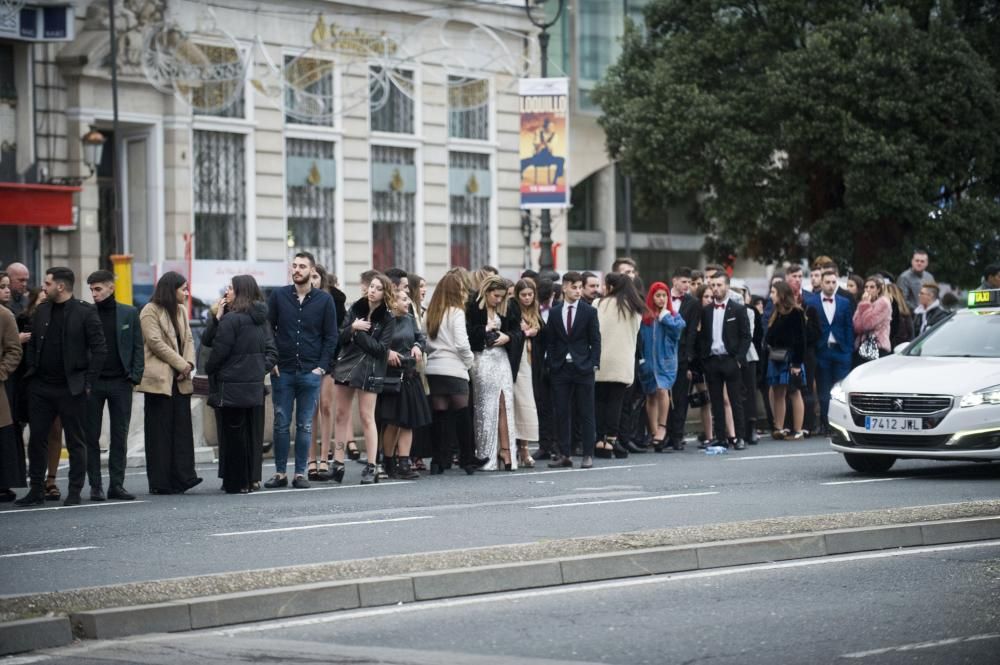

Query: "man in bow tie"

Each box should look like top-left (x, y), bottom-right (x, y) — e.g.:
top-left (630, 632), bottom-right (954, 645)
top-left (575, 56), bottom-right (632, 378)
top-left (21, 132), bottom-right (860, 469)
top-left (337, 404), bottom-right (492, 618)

top-left (808, 270), bottom-right (854, 435)
top-left (696, 274), bottom-right (751, 450)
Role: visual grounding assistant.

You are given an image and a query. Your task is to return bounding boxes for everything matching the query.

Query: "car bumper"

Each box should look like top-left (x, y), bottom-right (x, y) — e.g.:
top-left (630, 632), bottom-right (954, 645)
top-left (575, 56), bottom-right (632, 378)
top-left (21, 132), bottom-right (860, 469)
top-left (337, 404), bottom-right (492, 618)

top-left (827, 399), bottom-right (1000, 461)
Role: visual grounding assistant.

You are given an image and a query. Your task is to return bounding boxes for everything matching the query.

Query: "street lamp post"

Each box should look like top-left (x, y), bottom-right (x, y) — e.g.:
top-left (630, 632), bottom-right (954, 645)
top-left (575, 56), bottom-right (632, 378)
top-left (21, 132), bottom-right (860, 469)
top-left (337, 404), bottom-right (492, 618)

top-left (524, 0), bottom-right (566, 273)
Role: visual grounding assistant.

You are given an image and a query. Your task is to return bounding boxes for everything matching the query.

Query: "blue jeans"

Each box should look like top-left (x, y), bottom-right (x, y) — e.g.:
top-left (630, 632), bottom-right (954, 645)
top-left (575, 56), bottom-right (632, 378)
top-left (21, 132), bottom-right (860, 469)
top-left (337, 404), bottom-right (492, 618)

top-left (271, 370), bottom-right (322, 476)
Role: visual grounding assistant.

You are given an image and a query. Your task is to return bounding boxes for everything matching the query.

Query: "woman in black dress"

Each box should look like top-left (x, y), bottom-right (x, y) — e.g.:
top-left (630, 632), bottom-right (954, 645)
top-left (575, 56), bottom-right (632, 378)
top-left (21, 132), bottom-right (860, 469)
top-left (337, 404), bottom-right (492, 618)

top-left (206, 275), bottom-right (277, 493)
top-left (377, 288), bottom-right (431, 480)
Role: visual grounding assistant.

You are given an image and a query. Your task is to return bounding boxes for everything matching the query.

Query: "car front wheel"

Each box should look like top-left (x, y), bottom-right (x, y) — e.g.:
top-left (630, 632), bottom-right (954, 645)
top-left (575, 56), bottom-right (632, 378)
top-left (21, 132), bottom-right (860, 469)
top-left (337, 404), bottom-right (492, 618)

top-left (844, 453), bottom-right (896, 475)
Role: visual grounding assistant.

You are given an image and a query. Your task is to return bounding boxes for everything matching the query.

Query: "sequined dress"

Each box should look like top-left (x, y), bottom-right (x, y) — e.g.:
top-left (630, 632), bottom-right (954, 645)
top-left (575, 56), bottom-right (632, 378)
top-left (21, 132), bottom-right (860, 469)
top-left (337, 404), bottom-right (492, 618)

top-left (472, 313), bottom-right (518, 471)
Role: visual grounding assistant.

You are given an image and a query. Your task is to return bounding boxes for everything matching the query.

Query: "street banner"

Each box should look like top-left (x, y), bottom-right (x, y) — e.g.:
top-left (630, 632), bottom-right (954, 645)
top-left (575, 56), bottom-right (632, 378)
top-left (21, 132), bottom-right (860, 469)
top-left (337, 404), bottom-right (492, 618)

top-left (519, 77), bottom-right (570, 209)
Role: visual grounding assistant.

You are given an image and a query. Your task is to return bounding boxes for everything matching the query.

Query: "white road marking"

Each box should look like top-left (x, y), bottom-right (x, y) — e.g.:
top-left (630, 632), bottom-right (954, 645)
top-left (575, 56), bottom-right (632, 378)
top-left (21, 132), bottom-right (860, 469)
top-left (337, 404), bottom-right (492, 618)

top-left (839, 633), bottom-right (1000, 659)
top-left (246, 481), bottom-right (415, 495)
top-left (726, 452), bottom-right (838, 461)
top-left (212, 539), bottom-right (1000, 635)
top-left (489, 463), bottom-right (657, 477)
top-left (0, 656), bottom-right (52, 664)
top-left (0, 546), bottom-right (98, 559)
top-left (0, 501), bottom-right (148, 515)
top-left (211, 515), bottom-right (433, 537)
top-left (822, 477), bottom-right (909, 486)
top-left (529, 491), bottom-right (718, 509)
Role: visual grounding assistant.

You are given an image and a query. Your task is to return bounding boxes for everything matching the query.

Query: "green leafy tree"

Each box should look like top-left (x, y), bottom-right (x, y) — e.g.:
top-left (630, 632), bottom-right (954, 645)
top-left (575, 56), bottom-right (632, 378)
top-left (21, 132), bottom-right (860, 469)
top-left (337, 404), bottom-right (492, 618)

top-left (594, 0), bottom-right (1000, 286)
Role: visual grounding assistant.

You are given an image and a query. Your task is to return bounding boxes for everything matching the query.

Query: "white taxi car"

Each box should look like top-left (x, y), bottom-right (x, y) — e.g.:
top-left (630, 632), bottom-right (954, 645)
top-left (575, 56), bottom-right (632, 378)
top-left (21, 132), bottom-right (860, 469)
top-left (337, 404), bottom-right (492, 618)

top-left (829, 289), bottom-right (1000, 474)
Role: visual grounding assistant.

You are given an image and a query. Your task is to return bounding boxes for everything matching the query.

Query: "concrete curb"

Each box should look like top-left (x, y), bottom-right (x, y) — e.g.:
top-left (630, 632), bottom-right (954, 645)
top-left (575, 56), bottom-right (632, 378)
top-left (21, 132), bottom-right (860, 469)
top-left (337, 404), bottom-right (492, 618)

top-left (27, 514), bottom-right (994, 648)
top-left (0, 616), bottom-right (73, 656)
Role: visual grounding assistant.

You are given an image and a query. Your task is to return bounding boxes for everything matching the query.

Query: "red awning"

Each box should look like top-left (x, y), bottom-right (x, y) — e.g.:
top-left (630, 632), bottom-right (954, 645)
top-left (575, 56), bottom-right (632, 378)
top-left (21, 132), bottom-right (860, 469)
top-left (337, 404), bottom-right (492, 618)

top-left (0, 182), bottom-right (81, 227)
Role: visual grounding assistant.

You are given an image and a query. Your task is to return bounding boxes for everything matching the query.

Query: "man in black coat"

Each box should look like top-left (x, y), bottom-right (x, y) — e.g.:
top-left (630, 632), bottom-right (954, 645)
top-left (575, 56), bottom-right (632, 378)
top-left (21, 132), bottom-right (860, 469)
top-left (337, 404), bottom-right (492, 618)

top-left (696, 273), bottom-right (751, 450)
top-left (544, 272), bottom-right (602, 469)
top-left (15, 267), bottom-right (106, 506)
top-left (84, 270), bottom-right (143, 502)
top-left (662, 267), bottom-right (701, 452)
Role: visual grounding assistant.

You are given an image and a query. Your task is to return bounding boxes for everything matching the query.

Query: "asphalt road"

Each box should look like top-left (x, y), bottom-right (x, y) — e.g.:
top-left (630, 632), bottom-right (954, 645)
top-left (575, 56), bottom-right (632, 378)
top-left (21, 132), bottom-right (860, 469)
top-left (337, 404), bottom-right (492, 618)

top-left (20, 540), bottom-right (1000, 664)
top-left (1, 436), bottom-right (999, 595)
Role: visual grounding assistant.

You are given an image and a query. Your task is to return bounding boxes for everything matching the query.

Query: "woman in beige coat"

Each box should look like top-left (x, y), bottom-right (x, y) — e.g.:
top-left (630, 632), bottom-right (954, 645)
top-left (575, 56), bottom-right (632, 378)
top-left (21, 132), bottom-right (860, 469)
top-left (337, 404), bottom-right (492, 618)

top-left (137, 272), bottom-right (201, 494)
top-left (0, 303), bottom-right (24, 501)
top-left (593, 273), bottom-right (645, 458)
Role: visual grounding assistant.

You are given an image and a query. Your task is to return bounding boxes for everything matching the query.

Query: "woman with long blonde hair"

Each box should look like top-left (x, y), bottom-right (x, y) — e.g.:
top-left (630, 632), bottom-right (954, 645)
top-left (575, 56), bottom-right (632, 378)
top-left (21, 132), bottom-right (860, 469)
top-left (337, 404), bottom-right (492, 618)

top-left (424, 269), bottom-right (477, 474)
top-left (466, 275), bottom-right (520, 471)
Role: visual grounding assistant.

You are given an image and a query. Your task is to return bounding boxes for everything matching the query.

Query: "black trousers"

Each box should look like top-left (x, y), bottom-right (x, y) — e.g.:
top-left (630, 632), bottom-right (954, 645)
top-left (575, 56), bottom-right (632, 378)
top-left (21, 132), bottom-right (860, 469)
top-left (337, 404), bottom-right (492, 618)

top-left (27, 381), bottom-right (87, 491)
top-left (595, 381), bottom-right (628, 439)
top-left (85, 377), bottom-right (134, 489)
top-left (667, 362), bottom-right (691, 443)
top-left (218, 407), bottom-right (258, 493)
top-left (143, 385), bottom-right (197, 492)
top-left (801, 347), bottom-right (818, 432)
top-left (550, 364), bottom-right (596, 457)
top-left (704, 355), bottom-right (745, 442)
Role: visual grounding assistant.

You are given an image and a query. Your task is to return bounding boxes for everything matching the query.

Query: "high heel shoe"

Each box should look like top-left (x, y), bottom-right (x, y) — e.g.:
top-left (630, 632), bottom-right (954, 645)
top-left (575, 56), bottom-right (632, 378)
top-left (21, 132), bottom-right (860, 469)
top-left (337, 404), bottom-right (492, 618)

top-left (517, 443), bottom-right (535, 468)
top-left (594, 438), bottom-right (613, 459)
top-left (329, 461), bottom-right (345, 483)
top-left (609, 437), bottom-right (630, 458)
top-left (499, 446), bottom-right (513, 472)
top-left (346, 440), bottom-right (361, 461)
top-left (307, 460), bottom-right (319, 481)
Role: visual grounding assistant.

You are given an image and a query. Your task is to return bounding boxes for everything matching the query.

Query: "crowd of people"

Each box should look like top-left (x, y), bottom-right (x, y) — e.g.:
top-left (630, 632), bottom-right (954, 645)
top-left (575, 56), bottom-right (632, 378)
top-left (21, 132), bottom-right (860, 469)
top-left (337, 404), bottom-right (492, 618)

top-left (0, 251), bottom-right (992, 505)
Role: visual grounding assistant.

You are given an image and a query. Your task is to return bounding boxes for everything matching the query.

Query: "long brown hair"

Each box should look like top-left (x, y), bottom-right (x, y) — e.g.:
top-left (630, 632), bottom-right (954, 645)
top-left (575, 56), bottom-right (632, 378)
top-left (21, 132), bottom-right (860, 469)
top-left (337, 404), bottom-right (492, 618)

top-left (229, 274), bottom-right (263, 314)
top-left (476, 275), bottom-right (509, 317)
top-left (426, 269), bottom-right (468, 339)
top-left (150, 271), bottom-right (187, 347)
top-left (514, 279), bottom-right (541, 329)
top-left (768, 280), bottom-right (800, 327)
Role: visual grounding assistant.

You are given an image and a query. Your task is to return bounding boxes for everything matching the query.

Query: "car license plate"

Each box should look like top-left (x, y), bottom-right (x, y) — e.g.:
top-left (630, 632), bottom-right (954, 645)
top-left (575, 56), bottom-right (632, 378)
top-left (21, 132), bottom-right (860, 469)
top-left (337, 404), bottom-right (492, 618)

top-left (864, 416), bottom-right (922, 432)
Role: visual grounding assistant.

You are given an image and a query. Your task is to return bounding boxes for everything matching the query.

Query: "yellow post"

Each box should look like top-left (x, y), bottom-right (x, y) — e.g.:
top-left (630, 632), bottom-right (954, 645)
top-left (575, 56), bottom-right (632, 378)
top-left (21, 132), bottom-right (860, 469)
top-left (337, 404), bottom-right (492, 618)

top-left (110, 254), bottom-right (133, 305)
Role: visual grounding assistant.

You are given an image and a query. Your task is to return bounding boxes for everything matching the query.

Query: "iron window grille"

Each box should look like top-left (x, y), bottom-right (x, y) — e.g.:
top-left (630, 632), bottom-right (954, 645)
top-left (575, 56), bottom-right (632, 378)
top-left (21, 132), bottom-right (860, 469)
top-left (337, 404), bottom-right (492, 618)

top-left (286, 138), bottom-right (337, 270)
top-left (369, 67), bottom-right (414, 134)
top-left (449, 151), bottom-right (490, 270)
top-left (448, 76), bottom-right (490, 141)
top-left (193, 130), bottom-right (247, 260)
top-left (191, 45), bottom-right (246, 119)
top-left (371, 145), bottom-right (415, 271)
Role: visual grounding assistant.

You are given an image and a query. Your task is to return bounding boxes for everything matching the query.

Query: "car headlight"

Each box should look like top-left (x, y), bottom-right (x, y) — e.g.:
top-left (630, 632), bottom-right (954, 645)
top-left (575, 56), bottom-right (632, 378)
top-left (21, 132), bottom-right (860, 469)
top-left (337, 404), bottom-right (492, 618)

top-left (959, 384), bottom-right (1000, 408)
top-left (830, 382), bottom-right (847, 404)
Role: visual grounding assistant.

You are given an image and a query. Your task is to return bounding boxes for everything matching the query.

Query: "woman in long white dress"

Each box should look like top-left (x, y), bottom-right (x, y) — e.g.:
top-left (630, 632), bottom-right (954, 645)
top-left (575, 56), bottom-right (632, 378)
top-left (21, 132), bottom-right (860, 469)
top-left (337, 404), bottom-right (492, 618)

top-left (466, 275), bottom-right (519, 471)
top-left (508, 279), bottom-right (541, 467)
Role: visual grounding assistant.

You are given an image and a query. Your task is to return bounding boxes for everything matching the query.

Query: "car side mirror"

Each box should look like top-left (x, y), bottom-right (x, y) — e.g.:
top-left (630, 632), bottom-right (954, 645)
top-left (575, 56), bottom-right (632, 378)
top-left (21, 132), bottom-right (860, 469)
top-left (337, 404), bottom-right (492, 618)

top-left (892, 342), bottom-right (910, 355)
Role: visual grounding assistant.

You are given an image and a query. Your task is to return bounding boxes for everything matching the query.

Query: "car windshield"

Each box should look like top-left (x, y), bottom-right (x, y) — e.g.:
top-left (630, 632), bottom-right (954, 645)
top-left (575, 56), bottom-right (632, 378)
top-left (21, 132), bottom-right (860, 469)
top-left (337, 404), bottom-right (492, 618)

top-left (905, 311), bottom-right (1000, 358)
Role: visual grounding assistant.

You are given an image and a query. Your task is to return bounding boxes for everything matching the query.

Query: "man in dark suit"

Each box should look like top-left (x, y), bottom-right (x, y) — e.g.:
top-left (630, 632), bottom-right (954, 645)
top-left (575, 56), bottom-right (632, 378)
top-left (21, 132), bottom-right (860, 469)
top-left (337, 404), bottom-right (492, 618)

top-left (15, 267), bottom-right (106, 507)
top-left (84, 270), bottom-right (143, 501)
top-left (661, 267), bottom-right (701, 452)
top-left (807, 269), bottom-right (855, 436)
top-left (545, 272), bottom-right (602, 469)
top-left (696, 273), bottom-right (751, 450)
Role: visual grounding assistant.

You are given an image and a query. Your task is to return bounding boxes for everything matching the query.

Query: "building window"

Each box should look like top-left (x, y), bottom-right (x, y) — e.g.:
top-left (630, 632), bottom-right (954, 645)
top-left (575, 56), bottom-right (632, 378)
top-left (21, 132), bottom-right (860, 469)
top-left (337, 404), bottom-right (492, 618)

top-left (371, 145), bottom-right (416, 271)
top-left (190, 45), bottom-right (246, 118)
top-left (286, 138), bottom-right (336, 270)
top-left (193, 130), bottom-right (246, 260)
top-left (0, 44), bottom-right (17, 182)
top-left (448, 76), bottom-right (489, 140)
top-left (448, 151), bottom-right (491, 270)
top-left (284, 55), bottom-right (334, 126)
top-left (370, 67), bottom-right (414, 134)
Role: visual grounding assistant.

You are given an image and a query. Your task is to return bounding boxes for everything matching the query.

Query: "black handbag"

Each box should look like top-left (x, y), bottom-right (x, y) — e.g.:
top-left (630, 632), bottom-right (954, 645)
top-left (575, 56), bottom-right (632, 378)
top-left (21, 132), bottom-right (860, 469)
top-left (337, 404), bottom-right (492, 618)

top-left (768, 347), bottom-right (789, 363)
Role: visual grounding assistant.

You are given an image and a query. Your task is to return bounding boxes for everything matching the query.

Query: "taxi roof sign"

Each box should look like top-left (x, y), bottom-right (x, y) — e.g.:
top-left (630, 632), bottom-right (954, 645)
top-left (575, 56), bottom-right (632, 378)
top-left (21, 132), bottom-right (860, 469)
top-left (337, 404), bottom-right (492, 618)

top-left (968, 289), bottom-right (1000, 308)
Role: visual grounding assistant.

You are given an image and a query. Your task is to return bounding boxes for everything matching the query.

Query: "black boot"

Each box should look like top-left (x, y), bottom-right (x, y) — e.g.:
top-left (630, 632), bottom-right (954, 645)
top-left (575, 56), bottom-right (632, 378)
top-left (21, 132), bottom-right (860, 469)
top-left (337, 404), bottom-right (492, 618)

top-left (14, 485), bottom-right (44, 507)
top-left (430, 410), bottom-right (453, 472)
top-left (394, 456), bottom-right (420, 480)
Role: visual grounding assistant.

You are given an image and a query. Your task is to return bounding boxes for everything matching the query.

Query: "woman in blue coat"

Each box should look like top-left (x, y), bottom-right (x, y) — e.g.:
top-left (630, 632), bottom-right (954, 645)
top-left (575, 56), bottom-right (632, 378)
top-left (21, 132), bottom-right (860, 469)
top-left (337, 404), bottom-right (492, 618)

top-left (638, 281), bottom-right (686, 448)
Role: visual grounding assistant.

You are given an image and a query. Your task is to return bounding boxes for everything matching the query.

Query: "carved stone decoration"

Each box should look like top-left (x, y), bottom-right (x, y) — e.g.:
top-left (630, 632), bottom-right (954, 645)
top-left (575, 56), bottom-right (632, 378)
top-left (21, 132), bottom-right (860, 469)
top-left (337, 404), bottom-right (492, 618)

top-left (84, 0), bottom-right (167, 73)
